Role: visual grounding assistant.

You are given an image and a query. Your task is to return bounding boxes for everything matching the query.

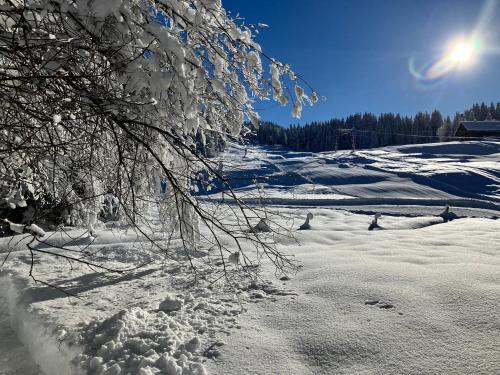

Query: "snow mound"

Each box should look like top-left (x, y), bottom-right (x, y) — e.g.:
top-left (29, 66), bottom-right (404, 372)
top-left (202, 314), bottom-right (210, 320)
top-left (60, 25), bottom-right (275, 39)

top-left (72, 284), bottom-right (251, 374)
top-left (78, 307), bottom-right (207, 375)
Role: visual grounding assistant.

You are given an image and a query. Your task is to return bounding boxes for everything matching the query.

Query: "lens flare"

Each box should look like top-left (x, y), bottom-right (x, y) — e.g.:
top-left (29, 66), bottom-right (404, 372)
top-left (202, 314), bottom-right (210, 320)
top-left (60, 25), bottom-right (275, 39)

top-left (407, 0), bottom-right (498, 89)
top-left (409, 37), bottom-right (481, 89)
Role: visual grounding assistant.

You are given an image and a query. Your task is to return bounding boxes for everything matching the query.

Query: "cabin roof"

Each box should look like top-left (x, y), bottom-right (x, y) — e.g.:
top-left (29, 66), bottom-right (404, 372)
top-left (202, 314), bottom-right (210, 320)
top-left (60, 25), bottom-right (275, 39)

top-left (459, 121), bottom-right (500, 132)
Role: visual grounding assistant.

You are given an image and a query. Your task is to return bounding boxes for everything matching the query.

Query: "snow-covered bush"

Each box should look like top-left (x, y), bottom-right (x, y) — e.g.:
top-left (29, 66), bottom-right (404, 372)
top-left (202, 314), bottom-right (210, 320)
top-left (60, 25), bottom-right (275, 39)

top-left (0, 1), bottom-right (314, 274)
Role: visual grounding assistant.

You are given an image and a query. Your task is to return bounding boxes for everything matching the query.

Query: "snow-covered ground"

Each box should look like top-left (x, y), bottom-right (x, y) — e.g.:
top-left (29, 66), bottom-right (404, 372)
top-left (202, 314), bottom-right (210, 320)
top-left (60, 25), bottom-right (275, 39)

top-left (0, 141), bottom-right (499, 374)
top-left (0, 294), bottom-right (41, 375)
top-left (213, 140), bottom-right (500, 205)
top-left (206, 209), bottom-right (500, 375)
top-left (0, 229), bottom-right (252, 375)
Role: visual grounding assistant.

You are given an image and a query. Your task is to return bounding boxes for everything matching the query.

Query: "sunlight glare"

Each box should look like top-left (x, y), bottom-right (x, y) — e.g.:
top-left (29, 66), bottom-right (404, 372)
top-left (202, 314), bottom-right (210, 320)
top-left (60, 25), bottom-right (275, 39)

top-left (449, 42), bottom-right (473, 64)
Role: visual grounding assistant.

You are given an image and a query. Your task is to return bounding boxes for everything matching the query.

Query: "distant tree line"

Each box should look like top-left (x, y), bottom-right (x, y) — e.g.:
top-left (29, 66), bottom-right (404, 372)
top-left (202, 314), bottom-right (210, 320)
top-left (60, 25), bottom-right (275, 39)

top-left (249, 102), bottom-right (500, 152)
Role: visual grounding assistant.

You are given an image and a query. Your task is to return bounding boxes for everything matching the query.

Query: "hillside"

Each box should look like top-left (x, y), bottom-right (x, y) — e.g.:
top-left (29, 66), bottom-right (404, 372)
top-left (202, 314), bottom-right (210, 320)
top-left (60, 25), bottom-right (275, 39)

top-left (212, 141), bottom-right (499, 208)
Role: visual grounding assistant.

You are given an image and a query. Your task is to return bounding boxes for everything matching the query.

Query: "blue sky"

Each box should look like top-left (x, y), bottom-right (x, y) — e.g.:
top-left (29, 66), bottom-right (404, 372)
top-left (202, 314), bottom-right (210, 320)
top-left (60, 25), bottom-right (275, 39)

top-left (224, 0), bottom-right (500, 126)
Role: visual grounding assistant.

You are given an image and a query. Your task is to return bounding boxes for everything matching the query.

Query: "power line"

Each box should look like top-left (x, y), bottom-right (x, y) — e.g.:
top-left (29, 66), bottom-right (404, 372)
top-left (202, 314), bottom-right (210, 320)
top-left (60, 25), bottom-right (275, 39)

top-left (350, 128), bottom-right (499, 141)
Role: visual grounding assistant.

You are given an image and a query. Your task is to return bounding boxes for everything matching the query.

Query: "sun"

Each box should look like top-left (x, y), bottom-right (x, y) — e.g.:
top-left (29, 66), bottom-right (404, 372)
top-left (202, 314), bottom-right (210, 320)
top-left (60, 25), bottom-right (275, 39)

top-left (445, 36), bottom-right (483, 68)
top-left (449, 42), bottom-right (473, 64)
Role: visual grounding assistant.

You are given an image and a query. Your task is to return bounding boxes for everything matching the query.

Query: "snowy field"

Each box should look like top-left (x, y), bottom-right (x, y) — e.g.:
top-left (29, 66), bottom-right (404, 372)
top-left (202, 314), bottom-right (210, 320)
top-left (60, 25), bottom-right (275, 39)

top-left (206, 209), bottom-right (500, 375)
top-left (0, 141), bottom-right (499, 374)
top-left (213, 140), bottom-right (500, 205)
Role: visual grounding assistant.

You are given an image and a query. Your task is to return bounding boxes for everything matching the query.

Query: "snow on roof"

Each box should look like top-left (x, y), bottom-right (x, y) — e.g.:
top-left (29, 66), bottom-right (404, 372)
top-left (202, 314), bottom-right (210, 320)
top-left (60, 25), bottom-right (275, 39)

top-left (459, 121), bottom-right (500, 131)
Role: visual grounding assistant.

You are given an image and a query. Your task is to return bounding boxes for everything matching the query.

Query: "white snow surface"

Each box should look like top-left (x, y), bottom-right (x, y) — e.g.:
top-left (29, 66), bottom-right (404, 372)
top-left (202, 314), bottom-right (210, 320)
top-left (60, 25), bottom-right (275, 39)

top-left (205, 208), bottom-right (500, 374)
top-left (0, 141), bottom-right (499, 374)
top-left (0, 227), bottom-right (248, 375)
top-left (214, 141), bottom-right (500, 203)
top-left (0, 293), bottom-right (42, 375)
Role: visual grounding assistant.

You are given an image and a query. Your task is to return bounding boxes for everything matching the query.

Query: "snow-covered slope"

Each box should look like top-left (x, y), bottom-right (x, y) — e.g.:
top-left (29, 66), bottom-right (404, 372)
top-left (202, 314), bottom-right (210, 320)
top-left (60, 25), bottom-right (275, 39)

top-left (213, 141), bottom-right (500, 204)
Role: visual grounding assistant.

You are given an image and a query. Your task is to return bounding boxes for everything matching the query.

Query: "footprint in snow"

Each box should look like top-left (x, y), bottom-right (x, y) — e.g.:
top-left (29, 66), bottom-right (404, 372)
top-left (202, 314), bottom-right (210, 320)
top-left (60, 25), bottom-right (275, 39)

top-left (364, 299), bottom-right (396, 310)
top-left (378, 303), bottom-right (394, 309)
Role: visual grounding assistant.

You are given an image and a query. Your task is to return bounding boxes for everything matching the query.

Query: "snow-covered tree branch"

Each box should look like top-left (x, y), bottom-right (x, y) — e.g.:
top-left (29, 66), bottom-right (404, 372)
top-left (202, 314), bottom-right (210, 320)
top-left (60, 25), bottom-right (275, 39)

top-left (0, 0), bottom-right (316, 280)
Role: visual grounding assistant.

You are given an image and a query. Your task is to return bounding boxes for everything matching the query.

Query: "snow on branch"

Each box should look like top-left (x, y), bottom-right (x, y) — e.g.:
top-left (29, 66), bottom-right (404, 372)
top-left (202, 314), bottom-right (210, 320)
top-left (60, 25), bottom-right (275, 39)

top-left (0, 0), bottom-right (311, 284)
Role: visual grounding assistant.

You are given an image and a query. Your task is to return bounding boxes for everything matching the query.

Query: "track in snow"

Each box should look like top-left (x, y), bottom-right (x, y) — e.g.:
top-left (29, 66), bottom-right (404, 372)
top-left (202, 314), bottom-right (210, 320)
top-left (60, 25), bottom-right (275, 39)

top-left (0, 295), bottom-right (42, 375)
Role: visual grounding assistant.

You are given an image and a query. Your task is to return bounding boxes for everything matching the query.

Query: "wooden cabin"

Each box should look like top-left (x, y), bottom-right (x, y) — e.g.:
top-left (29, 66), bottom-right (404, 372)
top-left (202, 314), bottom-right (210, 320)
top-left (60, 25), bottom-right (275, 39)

top-left (454, 121), bottom-right (500, 138)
